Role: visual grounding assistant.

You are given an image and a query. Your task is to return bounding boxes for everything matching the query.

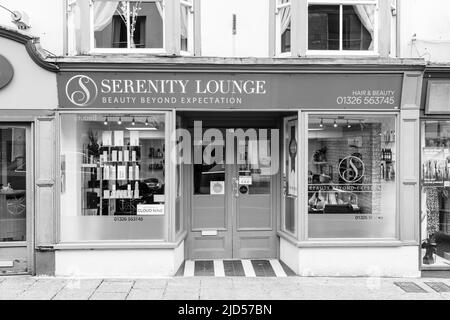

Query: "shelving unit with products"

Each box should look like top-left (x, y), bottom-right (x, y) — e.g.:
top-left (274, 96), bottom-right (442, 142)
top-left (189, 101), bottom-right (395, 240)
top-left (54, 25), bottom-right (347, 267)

top-left (80, 126), bottom-right (165, 216)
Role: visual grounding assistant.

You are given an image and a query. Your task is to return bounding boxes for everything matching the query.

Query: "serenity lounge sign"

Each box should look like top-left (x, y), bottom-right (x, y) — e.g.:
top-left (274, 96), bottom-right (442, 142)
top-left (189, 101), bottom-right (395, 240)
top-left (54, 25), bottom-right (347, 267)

top-left (57, 72), bottom-right (403, 109)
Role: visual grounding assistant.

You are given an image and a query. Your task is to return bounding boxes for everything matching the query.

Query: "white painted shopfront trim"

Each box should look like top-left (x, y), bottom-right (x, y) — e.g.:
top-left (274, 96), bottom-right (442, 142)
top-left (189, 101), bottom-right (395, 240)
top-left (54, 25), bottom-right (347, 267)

top-left (280, 237), bottom-right (420, 277)
top-left (55, 240), bottom-right (184, 277)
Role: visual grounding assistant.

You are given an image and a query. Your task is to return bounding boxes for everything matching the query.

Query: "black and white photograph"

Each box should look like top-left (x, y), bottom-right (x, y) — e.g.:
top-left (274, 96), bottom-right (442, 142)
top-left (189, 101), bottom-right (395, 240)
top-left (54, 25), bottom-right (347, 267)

top-left (0, 0), bottom-right (449, 311)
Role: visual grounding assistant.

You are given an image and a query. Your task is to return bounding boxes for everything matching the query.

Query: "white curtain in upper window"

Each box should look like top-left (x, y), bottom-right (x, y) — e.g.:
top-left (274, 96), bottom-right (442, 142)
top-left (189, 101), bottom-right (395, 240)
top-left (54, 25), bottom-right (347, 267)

top-left (180, 4), bottom-right (189, 40)
top-left (353, 5), bottom-right (375, 50)
top-left (94, 1), bottom-right (120, 32)
top-left (156, 0), bottom-right (164, 19)
top-left (280, 0), bottom-right (291, 35)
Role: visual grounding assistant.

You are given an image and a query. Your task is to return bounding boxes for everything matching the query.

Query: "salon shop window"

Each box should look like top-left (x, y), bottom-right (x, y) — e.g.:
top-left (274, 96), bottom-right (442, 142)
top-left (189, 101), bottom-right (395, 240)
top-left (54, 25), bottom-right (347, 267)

top-left (307, 114), bottom-right (397, 239)
top-left (421, 121), bottom-right (450, 269)
top-left (59, 113), bottom-right (168, 242)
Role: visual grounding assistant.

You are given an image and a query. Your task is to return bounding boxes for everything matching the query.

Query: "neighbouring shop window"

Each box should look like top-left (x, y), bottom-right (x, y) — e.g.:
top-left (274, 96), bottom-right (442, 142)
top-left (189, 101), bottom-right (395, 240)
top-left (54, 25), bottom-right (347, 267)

top-left (282, 117), bottom-right (297, 235)
top-left (0, 127), bottom-right (27, 242)
top-left (307, 115), bottom-right (396, 239)
top-left (308, 1), bottom-right (376, 51)
top-left (180, 0), bottom-right (194, 53)
top-left (92, 0), bottom-right (164, 50)
top-left (421, 121), bottom-right (450, 268)
top-left (277, 0), bottom-right (291, 54)
top-left (59, 114), bottom-right (167, 241)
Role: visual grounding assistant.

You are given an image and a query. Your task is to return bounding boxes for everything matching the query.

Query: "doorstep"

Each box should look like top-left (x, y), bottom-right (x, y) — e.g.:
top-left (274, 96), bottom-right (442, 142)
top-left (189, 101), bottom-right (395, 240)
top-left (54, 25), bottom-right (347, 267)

top-left (176, 259), bottom-right (296, 277)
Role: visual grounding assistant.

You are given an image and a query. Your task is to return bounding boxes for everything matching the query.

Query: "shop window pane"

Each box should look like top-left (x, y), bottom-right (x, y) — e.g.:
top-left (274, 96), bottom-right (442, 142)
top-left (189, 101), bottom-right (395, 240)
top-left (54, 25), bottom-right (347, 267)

top-left (308, 5), bottom-right (339, 50)
top-left (59, 114), bottom-right (167, 241)
top-left (0, 128), bottom-right (27, 242)
top-left (308, 115), bottom-right (397, 239)
top-left (421, 121), bottom-right (450, 268)
top-left (93, 0), bottom-right (163, 49)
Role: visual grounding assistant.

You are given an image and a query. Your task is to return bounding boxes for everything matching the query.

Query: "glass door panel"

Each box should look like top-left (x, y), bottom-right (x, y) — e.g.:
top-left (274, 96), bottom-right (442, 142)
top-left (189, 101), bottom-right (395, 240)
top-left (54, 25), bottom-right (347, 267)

top-left (0, 126), bottom-right (29, 274)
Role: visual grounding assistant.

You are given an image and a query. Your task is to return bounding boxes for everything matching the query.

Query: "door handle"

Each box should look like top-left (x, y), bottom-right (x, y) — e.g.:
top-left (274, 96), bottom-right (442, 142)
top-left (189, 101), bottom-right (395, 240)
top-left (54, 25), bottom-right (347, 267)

top-left (232, 177), bottom-right (239, 198)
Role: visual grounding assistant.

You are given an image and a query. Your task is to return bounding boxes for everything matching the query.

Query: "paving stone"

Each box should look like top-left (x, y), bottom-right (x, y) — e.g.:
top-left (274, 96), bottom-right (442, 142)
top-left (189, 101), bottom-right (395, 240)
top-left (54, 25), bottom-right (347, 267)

top-left (133, 279), bottom-right (168, 289)
top-left (52, 289), bottom-right (96, 300)
top-left (0, 277), bottom-right (36, 290)
top-left (89, 291), bottom-right (128, 300)
top-left (64, 279), bottom-right (102, 290)
top-left (96, 280), bottom-right (134, 293)
top-left (126, 288), bottom-right (165, 300)
top-left (163, 288), bottom-right (200, 300)
top-left (0, 289), bottom-right (24, 300)
top-left (199, 287), bottom-right (236, 300)
top-left (166, 278), bottom-right (201, 288)
top-left (200, 277), bottom-right (233, 288)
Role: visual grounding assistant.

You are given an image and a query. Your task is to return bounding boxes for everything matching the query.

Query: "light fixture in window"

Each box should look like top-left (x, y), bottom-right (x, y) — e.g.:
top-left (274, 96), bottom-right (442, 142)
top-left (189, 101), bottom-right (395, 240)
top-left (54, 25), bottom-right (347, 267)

top-left (132, 117), bottom-right (136, 126)
top-left (319, 118), bottom-right (323, 127)
top-left (104, 117), bottom-right (108, 126)
top-left (333, 119), bottom-right (338, 128)
top-left (118, 117), bottom-right (122, 125)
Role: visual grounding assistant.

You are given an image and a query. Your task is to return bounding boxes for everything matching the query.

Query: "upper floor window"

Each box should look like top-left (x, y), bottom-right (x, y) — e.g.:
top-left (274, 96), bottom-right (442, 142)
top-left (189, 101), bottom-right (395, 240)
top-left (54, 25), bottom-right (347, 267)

top-left (307, 0), bottom-right (378, 53)
top-left (91, 0), bottom-right (165, 52)
top-left (180, 0), bottom-right (194, 54)
top-left (67, 0), bottom-right (197, 55)
top-left (276, 0), bottom-right (291, 56)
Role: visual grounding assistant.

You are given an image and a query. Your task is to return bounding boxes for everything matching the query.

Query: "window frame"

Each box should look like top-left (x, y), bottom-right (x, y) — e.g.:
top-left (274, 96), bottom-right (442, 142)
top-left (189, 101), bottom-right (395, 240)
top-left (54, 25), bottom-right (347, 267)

top-left (306, 0), bottom-right (379, 56)
top-left (303, 111), bottom-right (400, 242)
top-left (89, 0), bottom-right (167, 54)
top-left (275, 0), bottom-right (292, 57)
top-left (179, 0), bottom-right (195, 56)
top-left (56, 110), bottom-right (174, 244)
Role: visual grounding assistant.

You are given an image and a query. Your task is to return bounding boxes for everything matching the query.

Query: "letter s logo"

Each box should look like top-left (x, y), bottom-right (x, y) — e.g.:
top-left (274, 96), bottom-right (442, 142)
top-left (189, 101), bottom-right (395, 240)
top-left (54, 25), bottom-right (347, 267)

top-left (339, 155), bottom-right (365, 183)
top-left (65, 75), bottom-right (98, 107)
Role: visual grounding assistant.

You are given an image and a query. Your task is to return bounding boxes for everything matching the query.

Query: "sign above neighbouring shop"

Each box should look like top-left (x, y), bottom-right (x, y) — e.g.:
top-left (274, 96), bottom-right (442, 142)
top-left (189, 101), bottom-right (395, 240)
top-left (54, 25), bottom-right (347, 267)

top-left (0, 55), bottom-right (14, 90)
top-left (58, 72), bottom-right (403, 109)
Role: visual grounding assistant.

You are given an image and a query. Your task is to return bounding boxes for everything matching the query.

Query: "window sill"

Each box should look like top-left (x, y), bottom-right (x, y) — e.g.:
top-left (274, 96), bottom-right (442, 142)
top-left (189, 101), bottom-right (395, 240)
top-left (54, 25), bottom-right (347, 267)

top-left (305, 50), bottom-right (380, 59)
top-left (88, 48), bottom-right (168, 56)
top-left (278, 231), bottom-right (413, 247)
top-left (54, 239), bottom-right (184, 250)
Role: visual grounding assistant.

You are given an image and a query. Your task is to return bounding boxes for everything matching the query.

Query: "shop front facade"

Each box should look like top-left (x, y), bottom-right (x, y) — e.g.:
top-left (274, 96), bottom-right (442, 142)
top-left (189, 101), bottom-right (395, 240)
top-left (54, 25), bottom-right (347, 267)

top-left (52, 59), bottom-right (424, 277)
top-left (0, 27), bottom-right (58, 275)
top-left (420, 66), bottom-right (450, 273)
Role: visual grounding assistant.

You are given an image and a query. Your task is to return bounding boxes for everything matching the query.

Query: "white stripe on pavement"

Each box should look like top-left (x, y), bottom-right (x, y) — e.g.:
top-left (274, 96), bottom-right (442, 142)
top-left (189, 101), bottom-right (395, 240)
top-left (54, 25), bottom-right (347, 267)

top-left (241, 259), bottom-right (256, 277)
top-left (269, 259), bottom-right (287, 277)
top-left (214, 260), bottom-right (225, 277)
top-left (184, 260), bottom-right (195, 277)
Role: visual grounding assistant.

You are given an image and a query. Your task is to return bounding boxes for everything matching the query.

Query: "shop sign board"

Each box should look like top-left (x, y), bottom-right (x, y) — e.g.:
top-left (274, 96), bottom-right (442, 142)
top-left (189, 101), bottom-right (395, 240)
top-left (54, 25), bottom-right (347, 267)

top-left (0, 55), bottom-right (14, 90)
top-left (58, 72), bottom-right (403, 109)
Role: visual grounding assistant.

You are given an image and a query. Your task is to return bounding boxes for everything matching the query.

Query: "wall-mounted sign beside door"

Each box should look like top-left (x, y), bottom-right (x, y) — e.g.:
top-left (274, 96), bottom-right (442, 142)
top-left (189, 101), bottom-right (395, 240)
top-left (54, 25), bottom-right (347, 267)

top-left (0, 55), bottom-right (14, 90)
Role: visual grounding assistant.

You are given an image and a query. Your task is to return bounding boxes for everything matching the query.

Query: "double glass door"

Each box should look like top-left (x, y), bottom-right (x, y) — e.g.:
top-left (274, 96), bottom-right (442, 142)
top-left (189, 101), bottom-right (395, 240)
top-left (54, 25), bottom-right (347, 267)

top-left (189, 128), bottom-right (277, 259)
top-left (0, 125), bottom-right (31, 274)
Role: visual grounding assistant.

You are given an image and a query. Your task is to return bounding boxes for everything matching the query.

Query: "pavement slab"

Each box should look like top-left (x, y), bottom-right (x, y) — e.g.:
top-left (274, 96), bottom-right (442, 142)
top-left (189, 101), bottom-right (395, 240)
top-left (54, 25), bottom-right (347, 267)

top-left (0, 276), bottom-right (449, 300)
top-left (89, 291), bottom-right (129, 300)
top-left (126, 288), bottom-right (165, 300)
top-left (96, 280), bottom-right (134, 293)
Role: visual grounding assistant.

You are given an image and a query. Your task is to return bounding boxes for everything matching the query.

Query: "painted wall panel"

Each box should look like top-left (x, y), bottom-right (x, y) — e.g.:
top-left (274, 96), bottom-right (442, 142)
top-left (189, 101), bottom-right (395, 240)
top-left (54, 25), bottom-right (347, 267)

top-left (0, 38), bottom-right (57, 110)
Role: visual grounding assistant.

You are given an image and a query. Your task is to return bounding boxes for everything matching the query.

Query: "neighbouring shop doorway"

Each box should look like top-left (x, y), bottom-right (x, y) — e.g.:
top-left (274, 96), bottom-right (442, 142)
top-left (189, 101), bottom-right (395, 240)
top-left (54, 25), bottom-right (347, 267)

top-left (0, 124), bottom-right (32, 274)
top-left (181, 112), bottom-right (295, 260)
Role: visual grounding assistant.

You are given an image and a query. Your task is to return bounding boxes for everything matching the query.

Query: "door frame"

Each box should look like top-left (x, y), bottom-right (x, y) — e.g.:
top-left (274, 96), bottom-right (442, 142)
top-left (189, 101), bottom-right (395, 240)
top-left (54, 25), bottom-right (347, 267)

top-left (185, 118), bottom-right (282, 260)
top-left (0, 122), bottom-right (34, 275)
